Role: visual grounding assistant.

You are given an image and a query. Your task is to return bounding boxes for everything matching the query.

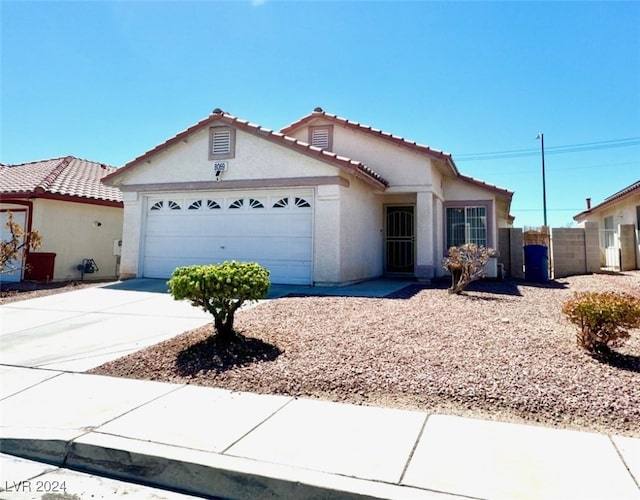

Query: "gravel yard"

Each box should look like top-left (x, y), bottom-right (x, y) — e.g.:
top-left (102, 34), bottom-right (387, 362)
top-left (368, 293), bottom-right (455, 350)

top-left (90, 272), bottom-right (640, 437)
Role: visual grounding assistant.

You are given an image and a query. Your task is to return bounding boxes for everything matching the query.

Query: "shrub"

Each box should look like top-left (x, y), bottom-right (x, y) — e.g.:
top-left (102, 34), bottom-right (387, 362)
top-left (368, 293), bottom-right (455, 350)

top-left (442, 243), bottom-right (496, 294)
top-left (168, 261), bottom-right (270, 340)
top-left (562, 291), bottom-right (640, 355)
top-left (1, 211), bottom-right (41, 274)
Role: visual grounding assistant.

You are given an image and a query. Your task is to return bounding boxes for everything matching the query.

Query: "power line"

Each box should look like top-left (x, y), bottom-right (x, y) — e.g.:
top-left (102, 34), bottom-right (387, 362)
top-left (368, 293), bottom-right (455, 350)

top-left (455, 137), bottom-right (640, 161)
top-left (468, 159), bottom-right (640, 176)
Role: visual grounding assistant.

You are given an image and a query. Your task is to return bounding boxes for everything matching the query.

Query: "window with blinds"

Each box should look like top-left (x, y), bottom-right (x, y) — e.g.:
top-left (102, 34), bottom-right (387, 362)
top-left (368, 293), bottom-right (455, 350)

top-left (209, 127), bottom-right (236, 160)
top-left (446, 206), bottom-right (488, 248)
top-left (309, 125), bottom-right (333, 150)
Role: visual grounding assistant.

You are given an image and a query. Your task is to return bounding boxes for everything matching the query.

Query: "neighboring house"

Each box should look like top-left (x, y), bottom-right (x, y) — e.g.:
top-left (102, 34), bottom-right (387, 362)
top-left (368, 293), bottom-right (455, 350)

top-left (102, 108), bottom-right (514, 285)
top-left (574, 180), bottom-right (640, 271)
top-left (0, 156), bottom-right (124, 282)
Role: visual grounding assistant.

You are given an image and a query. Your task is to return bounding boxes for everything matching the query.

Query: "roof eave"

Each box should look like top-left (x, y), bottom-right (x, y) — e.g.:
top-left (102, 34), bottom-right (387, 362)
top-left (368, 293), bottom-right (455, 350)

top-left (573, 183), bottom-right (640, 221)
top-left (104, 110), bottom-right (389, 190)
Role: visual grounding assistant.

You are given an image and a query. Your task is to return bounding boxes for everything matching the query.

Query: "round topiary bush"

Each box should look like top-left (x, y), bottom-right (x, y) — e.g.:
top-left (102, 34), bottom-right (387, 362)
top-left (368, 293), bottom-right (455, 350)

top-left (168, 261), bottom-right (270, 340)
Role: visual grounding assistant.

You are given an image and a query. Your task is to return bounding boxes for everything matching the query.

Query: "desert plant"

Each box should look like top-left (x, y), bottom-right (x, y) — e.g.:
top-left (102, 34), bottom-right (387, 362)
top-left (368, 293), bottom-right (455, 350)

top-left (562, 291), bottom-right (640, 355)
top-left (168, 261), bottom-right (270, 340)
top-left (1, 211), bottom-right (42, 274)
top-left (443, 243), bottom-right (496, 294)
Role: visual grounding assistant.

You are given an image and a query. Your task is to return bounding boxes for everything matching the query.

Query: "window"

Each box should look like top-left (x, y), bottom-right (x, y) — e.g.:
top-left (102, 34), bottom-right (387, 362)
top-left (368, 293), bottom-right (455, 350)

top-left (150, 201), bottom-right (164, 211)
top-left (295, 197), bottom-right (311, 208)
top-left (273, 197), bottom-right (289, 208)
top-left (446, 206), bottom-right (487, 248)
top-left (167, 200), bottom-right (181, 210)
top-left (636, 206), bottom-right (640, 231)
top-left (229, 199), bottom-right (244, 209)
top-left (209, 127), bottom-right (236, 160)
top-left (207, 200), bottom-right (221, 209)
top-left (309, 125), bottom-right (333, 150)
top-left (604, 215), bottom-right (615, 248)
top-left (249, 198), bottom-right (264, 208)
top-left (188, 200), bottom-right (202, 210)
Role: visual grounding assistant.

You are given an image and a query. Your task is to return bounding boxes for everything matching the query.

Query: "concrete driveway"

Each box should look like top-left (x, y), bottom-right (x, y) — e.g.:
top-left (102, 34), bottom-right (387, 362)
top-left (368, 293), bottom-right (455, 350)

top-left (0, 278), bottom-right (412, 372)
top-left (0, 280), bottom-right (212, 371)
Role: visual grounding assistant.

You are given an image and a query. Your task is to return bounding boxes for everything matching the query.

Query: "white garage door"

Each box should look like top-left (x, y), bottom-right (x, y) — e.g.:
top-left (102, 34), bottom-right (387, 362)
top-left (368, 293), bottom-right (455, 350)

top-left (142, 190), bottom-right (313, 284)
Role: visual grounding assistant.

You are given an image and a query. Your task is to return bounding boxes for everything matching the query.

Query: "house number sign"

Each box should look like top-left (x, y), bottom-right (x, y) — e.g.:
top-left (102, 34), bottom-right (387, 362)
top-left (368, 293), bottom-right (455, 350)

top-left (213, 161), bottom-right (228, 172)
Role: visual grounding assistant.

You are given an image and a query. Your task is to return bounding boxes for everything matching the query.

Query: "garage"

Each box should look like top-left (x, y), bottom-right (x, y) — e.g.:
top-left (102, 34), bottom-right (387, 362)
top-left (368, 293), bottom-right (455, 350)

top-left (141, 189), bottom-right (313, 284)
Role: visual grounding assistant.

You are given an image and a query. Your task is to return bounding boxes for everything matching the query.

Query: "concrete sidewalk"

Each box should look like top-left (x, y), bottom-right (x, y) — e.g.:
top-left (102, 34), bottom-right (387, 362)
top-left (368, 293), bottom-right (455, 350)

top-left (1, 366), bottom-right (639, 500)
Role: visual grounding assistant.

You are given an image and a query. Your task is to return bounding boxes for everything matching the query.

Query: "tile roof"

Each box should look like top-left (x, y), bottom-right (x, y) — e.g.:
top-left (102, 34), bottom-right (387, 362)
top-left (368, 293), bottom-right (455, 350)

top-left (103, 109), bottom-right (389, 189)
top-left (574, 179), bottom-right (640, 221)
top-left (458, 174), bottom-right (514, 199)
top-left (0, 156), bottom-right (123, 203)
top-left (280, 108), bottom-right (459, 174)
top-left (282, 108), bottom-right (513, 198)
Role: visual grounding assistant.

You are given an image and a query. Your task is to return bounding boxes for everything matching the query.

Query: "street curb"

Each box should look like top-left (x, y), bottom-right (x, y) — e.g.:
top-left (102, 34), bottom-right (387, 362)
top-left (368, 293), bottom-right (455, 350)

top-left (0, 438), bottom-right (457, 500)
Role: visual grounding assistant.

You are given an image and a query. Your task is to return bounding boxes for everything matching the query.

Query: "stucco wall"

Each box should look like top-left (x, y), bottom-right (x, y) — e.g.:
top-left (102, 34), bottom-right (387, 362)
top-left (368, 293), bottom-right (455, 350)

top-left (118, 126), bottom-right (337, 186)
top-left (338, 180), bottom-right (384, 283)
top-left (31, 199), bottom-right (123, 281)
top-left (577, 193), bottom-right (640, 269)
top-left (287, 120), bottom-right (432, 188)
top-left (118, 191), bottom-right (143, 279)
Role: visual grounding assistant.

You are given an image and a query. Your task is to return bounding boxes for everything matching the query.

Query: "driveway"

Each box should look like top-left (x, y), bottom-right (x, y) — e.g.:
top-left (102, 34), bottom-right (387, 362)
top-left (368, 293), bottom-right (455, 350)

top-left (0, 278), bottom-right (411, 371)
top-left (0, 280), bottom-right (212, 371)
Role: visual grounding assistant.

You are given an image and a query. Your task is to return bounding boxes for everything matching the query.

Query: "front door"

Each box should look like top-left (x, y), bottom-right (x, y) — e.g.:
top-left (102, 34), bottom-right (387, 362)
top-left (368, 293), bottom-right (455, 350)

top-left (385, 206), bottom-right (415, 274)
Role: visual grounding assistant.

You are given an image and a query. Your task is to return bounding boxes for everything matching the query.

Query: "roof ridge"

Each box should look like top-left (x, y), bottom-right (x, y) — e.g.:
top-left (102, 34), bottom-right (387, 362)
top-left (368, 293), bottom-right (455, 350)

top-left (105, 109), bottom-right (389, 189)
top-left (604, 180), bottom-right (640, 201)
top-left (281, 108), bottom-right (455, 160)
top-left (4, 155), bottom-right (68, 168)
top-left (38, 155), bottom-right (73, 190)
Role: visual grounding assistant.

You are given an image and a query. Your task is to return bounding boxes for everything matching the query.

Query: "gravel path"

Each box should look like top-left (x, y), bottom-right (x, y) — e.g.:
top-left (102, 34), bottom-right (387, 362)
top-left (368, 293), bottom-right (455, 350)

top-left (90, 272), bottom-right (640, 437)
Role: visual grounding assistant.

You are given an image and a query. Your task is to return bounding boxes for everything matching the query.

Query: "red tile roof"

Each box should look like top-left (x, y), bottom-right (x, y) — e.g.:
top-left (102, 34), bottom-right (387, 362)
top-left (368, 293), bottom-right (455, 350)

top-left (281, 108), bottom-right (459, 174)
top-left (0, 156), bottom-right (123, 203)
top-left (282, 108), bottom-right (513, 198)
top-left (103, 109), bottom-right (389, 190)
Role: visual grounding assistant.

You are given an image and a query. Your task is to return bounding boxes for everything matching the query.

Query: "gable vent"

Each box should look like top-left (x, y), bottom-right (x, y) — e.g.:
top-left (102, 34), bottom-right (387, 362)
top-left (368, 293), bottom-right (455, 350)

top-left (211, 129), bottom-right (231, 154)
top-left (311, 128), bottom-right (330, 149)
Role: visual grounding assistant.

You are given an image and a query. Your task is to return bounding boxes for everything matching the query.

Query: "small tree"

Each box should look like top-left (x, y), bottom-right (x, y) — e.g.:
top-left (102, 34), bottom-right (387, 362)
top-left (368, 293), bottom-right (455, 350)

top-left (562, 291), bottom-right (640, 356)
top-left (1, 211), bottom-right (42, 274)
top-left (443, 243), bottom-right (496, 294)
top-left (168, 261), bottom-right (270, 341)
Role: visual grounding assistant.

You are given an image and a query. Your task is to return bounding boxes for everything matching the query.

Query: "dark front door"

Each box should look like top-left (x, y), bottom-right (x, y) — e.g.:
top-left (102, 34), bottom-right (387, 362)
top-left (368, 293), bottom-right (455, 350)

top-left (385, 206), bottom-right (415, 273)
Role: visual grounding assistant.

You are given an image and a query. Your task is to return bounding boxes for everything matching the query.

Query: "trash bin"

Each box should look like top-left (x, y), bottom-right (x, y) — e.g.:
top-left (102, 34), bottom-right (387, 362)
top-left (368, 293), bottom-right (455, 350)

top-left (24, 252), bottom-right (56, 282)
top-left (524, 245), bottom-right (548, 283)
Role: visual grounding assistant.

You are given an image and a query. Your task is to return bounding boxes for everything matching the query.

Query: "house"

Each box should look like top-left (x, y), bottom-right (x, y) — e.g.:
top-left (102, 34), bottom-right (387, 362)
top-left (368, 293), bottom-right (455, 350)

top-left (102, 108), bottom-right (514, 285)
top-left (0, 156), bottom-right (124, 282)
top-left (574, 180), bottom-right (640, 271)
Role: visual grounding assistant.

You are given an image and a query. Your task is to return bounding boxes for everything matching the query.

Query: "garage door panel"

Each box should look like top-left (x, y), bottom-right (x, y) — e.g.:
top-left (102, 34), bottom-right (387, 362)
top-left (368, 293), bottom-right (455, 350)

top-left (142, 191), bottom-right (313, 284)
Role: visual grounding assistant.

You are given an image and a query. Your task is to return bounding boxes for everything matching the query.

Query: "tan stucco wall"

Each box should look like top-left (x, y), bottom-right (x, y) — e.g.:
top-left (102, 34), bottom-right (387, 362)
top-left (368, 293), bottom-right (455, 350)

top-left (338, 180), bottom-right (384, 283)
top-left (119, 191), bottom-right (143, 279)
top-left (287, 120), bottom-right (432, 188)
top-left (116, 126), bottom-right (337, 186)
top-left (31, 199), bottom-right (123, 281)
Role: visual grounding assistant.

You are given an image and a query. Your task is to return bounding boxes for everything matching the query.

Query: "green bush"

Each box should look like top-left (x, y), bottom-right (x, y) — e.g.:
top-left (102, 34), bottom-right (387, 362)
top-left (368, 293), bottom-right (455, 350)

top-left (168, 261), bottom-right (270, 340)
top-left (562, 291), bottom-right (640, 355)
top-left (442, 243), bottom-right (496, 294)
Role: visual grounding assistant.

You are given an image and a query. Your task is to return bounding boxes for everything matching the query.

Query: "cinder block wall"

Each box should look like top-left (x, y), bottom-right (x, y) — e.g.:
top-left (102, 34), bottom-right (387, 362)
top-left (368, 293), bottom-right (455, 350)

top-left (498, 228), bottom-right (524, 278)
top-left (584, 221), bottom-right (601, 273)
top-left (620, 224), bottom-right (638, 271)
top-left (551, 228), bottom-right (586, 278)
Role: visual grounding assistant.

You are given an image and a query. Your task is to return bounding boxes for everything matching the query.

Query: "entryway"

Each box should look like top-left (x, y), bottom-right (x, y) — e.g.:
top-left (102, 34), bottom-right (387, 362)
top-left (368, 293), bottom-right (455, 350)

top-left (385, 206), bottom-right (415, 274)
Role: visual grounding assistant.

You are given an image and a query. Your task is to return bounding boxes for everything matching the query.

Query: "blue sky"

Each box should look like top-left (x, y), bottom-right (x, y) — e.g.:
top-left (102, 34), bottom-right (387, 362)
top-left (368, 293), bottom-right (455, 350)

top-left (2, 0), bottom-right (639, 228)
